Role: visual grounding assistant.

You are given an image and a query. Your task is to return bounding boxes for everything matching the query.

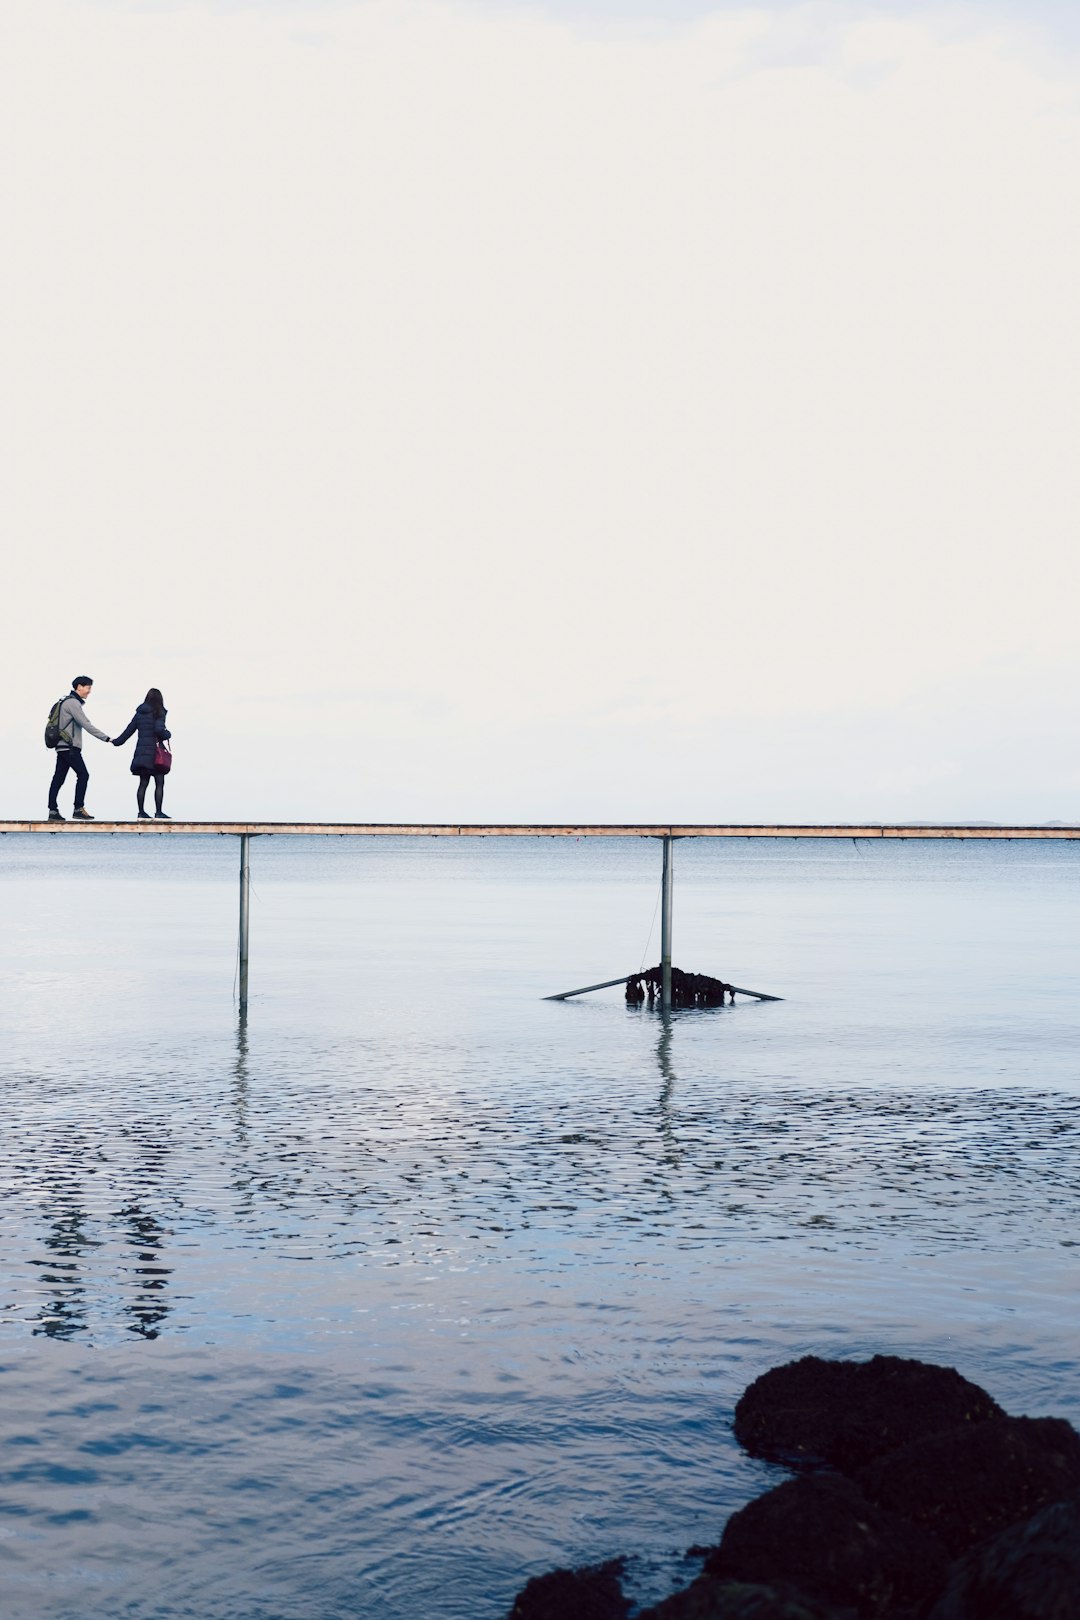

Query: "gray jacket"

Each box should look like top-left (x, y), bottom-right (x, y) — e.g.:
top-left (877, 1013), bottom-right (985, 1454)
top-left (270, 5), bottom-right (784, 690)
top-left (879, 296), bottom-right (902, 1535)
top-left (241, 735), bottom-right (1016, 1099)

top-left (56, 693), bottom-right (110, 751)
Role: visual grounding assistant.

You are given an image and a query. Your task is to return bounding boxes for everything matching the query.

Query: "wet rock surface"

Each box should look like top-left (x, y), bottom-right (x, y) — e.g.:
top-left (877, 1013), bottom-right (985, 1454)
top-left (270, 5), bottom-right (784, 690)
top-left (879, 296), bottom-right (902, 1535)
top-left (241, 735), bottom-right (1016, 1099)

top-left (928, 1493), bottom-right (1080, 1620)
top-left (855, 1415), bottom-right (1080, 1557)
top-left (503, 1357), bottom-right (1080, 1620)
top-left (733, 1355), bottom-right (1003, 1472)
top-left (703, 1471), bottom-right (947, 1618)
top-left (640, 1577), bottom-right (844, 1619)
top-left (506, 1558), bottom-right (629, 1620)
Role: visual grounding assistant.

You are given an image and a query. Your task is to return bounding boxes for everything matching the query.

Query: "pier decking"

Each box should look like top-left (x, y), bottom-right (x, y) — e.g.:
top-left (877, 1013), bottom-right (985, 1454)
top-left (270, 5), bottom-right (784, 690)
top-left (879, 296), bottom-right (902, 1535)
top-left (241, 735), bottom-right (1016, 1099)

top-left (3, 822), bottom-right (1079, 838)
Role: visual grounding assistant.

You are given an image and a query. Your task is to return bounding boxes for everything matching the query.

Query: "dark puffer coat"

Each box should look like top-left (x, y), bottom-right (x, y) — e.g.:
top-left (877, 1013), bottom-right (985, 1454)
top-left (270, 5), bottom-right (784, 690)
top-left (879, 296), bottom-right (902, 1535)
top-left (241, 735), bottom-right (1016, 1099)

top-left (113, 703), bottom-right (171, 775)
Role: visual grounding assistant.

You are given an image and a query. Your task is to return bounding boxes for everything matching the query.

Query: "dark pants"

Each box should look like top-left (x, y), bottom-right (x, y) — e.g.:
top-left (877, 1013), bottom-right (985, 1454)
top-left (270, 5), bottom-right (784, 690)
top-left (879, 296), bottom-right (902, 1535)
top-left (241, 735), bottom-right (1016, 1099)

top-left (136, 770), bottom-right (166, 814)
top-left (49, 749), bottom-right (89, 811)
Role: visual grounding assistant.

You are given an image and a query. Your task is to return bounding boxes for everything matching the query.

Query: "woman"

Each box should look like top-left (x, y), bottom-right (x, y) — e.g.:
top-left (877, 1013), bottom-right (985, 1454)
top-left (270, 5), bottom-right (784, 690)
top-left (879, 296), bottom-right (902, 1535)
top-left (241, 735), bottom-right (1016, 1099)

top-left (113, 688), bottom-right (172, 819)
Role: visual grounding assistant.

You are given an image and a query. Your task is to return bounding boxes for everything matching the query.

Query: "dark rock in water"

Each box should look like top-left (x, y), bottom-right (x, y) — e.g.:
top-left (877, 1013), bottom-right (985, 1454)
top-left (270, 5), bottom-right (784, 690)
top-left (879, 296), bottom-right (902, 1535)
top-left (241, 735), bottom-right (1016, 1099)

top-left (630, 966), bottom-right (736, 1008)
top-left (929, 1493), bottom-right (1080, 1619)
top-left (640, 1574), bottom-right (845, 1619)
top-left (856, 1415), bottom-right (1080, 1558)
top-left (506, 1557), bottom-right (628, 1620)
top-left (703, 1470), bottom-right (949, 1618)
top-left (733, 1355), bottom-right (1003, 1472)
top-left (503, 1362), bottom-right (1079, 1620)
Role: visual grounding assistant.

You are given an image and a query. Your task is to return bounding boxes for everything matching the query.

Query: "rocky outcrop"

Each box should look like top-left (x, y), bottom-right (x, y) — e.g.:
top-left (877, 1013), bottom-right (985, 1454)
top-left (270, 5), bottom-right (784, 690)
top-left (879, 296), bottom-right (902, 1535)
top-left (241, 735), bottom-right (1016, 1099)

top-left (641, 1577), bottom-right (844, 1619)
top-left (503, 1357), bottom-right (1080, 1620)
top-left (929, 1493), bottom-right (1080, 1619)
top-left (855, 1415), bottom-right (1080, 1557)
top-left (506, 1557), bottom-right (628, 1620)
top-left (703, 1470), bottom-right (948, 1618)
top-left (733, 1355), bottom-right (1003, 1471)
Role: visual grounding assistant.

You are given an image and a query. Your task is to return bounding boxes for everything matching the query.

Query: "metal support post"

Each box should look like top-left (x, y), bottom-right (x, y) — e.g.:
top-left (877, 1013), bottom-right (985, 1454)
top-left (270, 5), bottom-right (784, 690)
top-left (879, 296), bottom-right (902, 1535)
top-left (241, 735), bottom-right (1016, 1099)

top-left (661, 834), bottom-right (673, 1013)
top-left (239, 833), bottom-right (251, 1014)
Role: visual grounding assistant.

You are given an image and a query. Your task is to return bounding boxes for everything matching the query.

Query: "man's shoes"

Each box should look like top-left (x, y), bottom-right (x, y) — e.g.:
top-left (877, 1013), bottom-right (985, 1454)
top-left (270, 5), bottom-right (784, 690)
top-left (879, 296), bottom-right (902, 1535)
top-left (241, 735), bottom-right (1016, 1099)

top-left (72, 808), bottom-right (95, 820)
top-left (47, 809), bottom-right (64, 822)
top-left (154, 812), bottom-right (171, 820)
top-left (137, 811), bottom-right (152, 820)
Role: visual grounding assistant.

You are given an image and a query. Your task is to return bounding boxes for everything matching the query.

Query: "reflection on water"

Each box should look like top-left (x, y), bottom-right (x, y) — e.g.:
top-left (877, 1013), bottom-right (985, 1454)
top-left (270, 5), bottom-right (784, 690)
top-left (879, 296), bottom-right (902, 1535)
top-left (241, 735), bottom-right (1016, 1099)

top-left (120, 1202), bottom-right (170, 1340)
top-left (6, 1018), bottom-right (1079, 1343)
top-left (233, 1008), bottom-right (249, 1137)
top-left (0, 836), bottom-right (1079, 1619)
top-left (33, 1201), bottom-right (92, 1342)
top-left (654, 1013), bottom-right (684, 1170)
top-left (30, 1117), bottom-right (174, 1343)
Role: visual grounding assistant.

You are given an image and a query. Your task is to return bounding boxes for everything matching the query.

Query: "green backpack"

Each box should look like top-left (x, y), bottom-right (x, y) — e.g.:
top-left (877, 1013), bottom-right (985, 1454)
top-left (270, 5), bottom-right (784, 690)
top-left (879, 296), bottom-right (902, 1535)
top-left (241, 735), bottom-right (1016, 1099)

top-left (44, 696), bottom-right (69, 750)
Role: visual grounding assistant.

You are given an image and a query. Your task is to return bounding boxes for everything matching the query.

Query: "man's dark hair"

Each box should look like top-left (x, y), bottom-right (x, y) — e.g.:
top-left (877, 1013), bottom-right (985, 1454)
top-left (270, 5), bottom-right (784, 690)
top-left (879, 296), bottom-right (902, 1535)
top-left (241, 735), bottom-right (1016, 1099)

top-left (72, 676), bottom-right (93, 688)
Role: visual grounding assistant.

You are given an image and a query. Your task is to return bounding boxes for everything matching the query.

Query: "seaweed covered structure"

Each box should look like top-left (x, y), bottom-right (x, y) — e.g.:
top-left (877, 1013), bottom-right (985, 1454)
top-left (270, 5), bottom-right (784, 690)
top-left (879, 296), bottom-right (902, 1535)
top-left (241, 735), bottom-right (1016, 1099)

top-left (625, 966), bottom-right (736, 1008)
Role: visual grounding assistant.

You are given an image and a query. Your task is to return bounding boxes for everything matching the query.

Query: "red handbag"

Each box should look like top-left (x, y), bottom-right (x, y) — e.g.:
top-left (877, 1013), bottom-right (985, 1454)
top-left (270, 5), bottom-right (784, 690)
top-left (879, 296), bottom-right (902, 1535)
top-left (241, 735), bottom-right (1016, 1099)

top-left (153, 739), bottom-right (172, 774)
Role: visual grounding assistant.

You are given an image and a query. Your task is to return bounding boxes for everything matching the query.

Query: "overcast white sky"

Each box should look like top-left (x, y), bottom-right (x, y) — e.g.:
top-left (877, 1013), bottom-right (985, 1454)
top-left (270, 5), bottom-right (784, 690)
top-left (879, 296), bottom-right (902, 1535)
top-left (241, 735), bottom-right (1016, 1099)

top-left (4, 0), bottom-right (1078, 821)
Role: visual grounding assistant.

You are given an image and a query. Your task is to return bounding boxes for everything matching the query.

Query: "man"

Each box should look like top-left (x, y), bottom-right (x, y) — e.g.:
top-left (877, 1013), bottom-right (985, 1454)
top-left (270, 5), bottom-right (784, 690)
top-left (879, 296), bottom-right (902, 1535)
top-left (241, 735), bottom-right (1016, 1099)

top-left (47, 677), bottom-right (112, 822)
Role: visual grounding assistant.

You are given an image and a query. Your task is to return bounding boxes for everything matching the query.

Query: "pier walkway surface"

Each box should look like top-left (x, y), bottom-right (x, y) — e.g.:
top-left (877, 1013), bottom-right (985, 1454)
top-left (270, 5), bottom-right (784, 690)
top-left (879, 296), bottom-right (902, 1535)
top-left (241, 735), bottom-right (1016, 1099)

top-left (3, 822), bottom-right (1080, 838)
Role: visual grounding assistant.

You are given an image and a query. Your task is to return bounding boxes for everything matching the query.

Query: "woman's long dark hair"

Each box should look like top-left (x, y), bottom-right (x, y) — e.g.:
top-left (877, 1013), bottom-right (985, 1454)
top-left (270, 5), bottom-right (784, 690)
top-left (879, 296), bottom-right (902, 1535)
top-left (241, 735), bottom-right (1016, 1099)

top-left (145, 687), bottom-right (165, 717)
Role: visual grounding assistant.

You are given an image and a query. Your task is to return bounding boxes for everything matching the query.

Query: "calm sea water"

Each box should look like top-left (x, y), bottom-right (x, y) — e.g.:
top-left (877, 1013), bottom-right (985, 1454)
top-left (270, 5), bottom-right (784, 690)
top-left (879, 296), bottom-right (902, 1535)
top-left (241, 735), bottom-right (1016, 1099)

top-left (0, 833), bottom-right (1078, 1618)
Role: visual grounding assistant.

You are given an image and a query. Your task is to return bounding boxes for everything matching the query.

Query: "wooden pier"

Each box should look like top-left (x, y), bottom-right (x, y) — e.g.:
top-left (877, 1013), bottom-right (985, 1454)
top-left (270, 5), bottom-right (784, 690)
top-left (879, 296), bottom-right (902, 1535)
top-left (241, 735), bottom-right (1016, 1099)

top-left (4, 822), bottom-right (1077, 1014)
top-left (3, 822), bottom-right (1079, 838)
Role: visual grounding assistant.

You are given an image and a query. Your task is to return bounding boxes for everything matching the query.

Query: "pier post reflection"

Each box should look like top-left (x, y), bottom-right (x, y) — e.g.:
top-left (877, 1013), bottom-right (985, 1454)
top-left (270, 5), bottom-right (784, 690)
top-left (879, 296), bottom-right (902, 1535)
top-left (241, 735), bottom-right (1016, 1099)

top-left (231, 1011), bottom-right (256, 1222)
top-left (233, 1010), bottom-right (250, 1140)
top-left (656, 1015), bottom-right (682, 1169)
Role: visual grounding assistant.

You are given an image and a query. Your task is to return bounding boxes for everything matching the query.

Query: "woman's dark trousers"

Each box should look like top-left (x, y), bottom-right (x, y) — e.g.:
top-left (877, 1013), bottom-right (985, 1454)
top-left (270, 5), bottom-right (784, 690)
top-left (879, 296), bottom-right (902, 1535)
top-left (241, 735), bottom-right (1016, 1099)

top-left (137, 770), bottom-right (166, 815)
top-left (49, 749), bottom-right (89, 811)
